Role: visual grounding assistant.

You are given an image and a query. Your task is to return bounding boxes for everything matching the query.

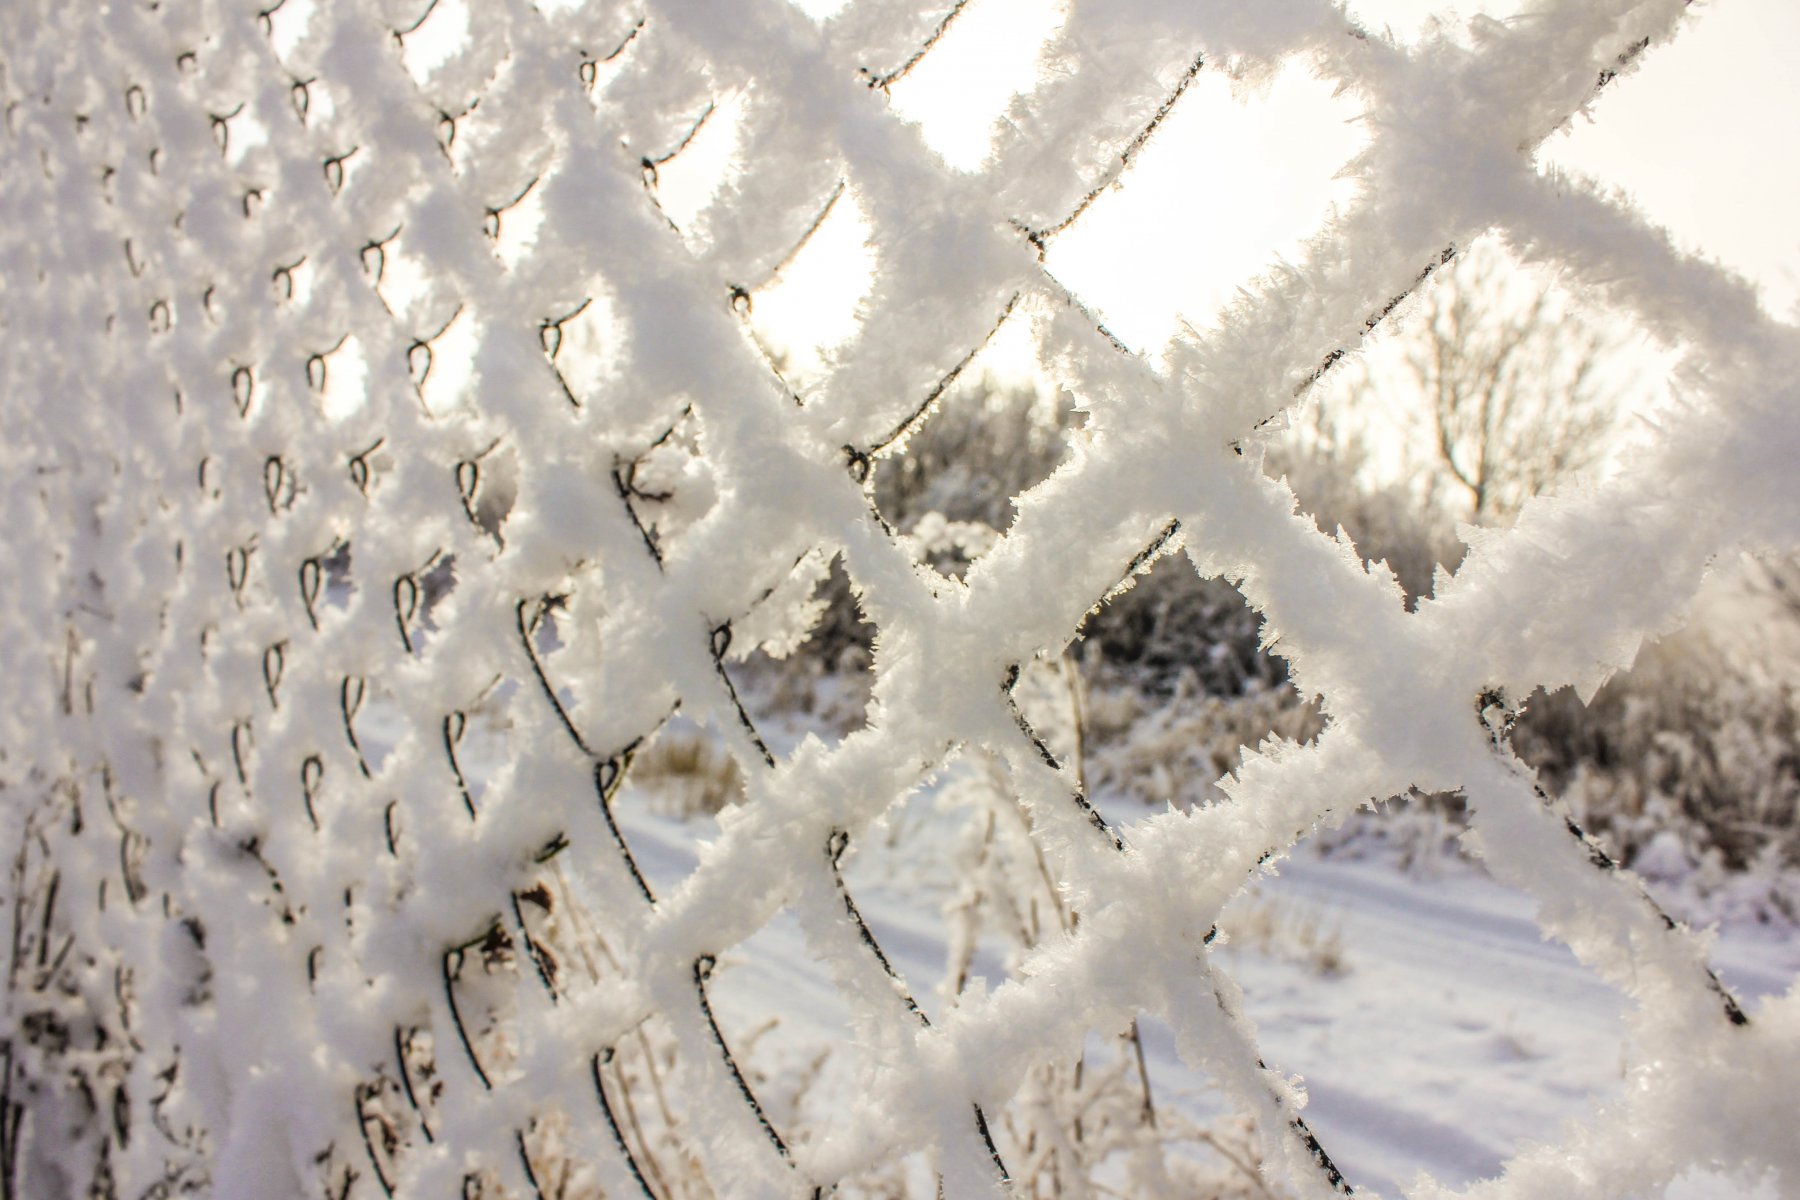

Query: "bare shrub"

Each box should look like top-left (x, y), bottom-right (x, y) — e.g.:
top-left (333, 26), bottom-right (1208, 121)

top-left (1514, 617), bottom-right (1800, 881)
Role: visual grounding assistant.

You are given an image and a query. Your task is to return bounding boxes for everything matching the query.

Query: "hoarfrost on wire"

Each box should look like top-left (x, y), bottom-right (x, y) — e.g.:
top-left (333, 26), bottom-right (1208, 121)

top-left (1, 0), bottom-right (1797, 1197)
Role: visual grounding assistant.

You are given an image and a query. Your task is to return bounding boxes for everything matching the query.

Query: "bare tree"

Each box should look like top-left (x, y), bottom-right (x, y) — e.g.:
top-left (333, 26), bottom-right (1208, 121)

top-left (1401, 238), bottom-right (1634, 521)
top-left (1265, 238), bottom-right (1651, 602)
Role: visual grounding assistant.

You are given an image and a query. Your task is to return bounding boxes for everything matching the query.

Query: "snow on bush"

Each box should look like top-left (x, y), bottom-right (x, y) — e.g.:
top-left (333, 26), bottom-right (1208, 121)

top-left (2, 0), bottom-right (1798, 1196)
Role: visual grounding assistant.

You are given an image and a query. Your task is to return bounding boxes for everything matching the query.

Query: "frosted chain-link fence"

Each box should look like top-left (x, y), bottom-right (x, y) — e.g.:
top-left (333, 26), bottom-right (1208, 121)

top-left (2, 0), bottom-right (1797, 1196)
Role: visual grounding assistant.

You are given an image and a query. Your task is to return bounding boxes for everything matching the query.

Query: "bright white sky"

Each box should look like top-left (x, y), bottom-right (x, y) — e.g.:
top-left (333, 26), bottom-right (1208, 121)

top-left (1537, 0), bottom-right (1800, 319)
top-left (732, 0), bottom-right (1800, 387)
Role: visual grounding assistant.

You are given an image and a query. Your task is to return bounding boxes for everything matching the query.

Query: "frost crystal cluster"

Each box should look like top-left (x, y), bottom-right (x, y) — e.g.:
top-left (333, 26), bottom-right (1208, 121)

top-left (1, 0), bottom-right (1796, 1197)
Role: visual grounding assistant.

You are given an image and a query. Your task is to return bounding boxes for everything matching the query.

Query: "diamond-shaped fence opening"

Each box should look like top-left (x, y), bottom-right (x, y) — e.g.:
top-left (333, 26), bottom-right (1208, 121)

top-left (1536, 0), bottom-right (1800, 323)
top-left (3, 1), bottom-right (1798, 1198)
top-left (868, 376), bottom-right (1080, 569)
top-left (725, 550), bottom-right (880, 739)
top-left (1038, 54), bottom-right (1367, 356)
top-left (1257, 229), bottom-right (1676, 609)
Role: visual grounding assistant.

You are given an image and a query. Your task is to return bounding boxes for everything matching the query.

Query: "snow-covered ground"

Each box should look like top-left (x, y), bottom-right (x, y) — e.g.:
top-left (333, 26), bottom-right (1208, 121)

top-left (1213, 854), bottom-right (1796, 1199)
top-left (612, 773), bottom-right (1799, 1199)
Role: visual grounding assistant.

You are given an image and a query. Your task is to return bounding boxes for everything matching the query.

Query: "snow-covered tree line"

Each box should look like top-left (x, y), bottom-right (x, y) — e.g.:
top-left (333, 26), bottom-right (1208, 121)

top-left (1, 0), bottom-right (1797, 1196)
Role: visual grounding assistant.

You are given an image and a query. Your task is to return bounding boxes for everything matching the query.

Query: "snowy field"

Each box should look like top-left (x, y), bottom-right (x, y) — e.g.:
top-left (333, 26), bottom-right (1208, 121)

top-left (609, 762), bottom-right (1799, 1199)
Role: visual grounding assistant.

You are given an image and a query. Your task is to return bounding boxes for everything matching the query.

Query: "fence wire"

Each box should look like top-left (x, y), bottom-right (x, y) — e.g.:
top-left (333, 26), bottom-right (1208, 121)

top-left (1, 1), bottom-right (1797, 1197)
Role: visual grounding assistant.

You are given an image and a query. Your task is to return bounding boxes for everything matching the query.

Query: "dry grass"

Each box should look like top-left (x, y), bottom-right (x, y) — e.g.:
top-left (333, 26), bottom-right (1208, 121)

top-left (1081, 674), bottom-right (1325, 814)
top-left (628, 729), bottom-right (747, 817)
